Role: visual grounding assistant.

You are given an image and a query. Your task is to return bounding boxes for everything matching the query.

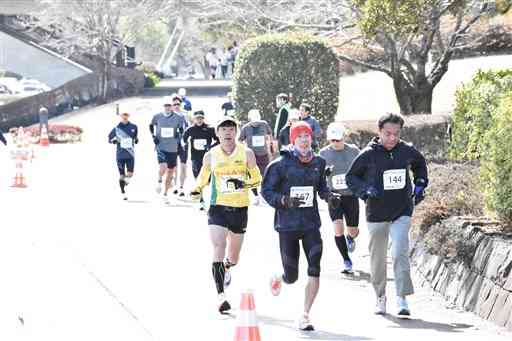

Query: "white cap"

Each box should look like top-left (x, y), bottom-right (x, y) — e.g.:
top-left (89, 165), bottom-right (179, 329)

top-left (163, 96), bottom-right (173, 105)
top-left (178, 88), bottom-right (186, 96)
top-left (248, 109), bottom-right (261, 122)
top-left (288, 109), bottom-right (300, 121)
top-left (326, 122), bottom-right (346, 140)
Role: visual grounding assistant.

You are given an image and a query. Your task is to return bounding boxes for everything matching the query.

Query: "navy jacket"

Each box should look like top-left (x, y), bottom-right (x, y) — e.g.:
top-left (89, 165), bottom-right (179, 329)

top-left (108, 122), bottom-right (138, 159)
top-left (346, 138), bottom-right (428, 222)
top-left (262, 148), bottom-right (330, 232)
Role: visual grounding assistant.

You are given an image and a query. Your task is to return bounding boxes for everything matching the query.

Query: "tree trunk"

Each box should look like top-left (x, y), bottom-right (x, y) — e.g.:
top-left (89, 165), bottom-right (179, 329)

top-left (393, 74), bottom-right (433, 114)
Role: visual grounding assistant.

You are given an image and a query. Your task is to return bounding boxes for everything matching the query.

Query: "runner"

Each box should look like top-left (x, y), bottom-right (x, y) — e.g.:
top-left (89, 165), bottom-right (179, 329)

top-left (174, 94), bottom-right (190, 198)
top-left (221, 92), bottom-right (236, 116)
top-left (273, 93), bottom-right (291, 138)
top-left (190, 117), bottom-right (262, 313)
top-left (277, 109), bottom-right (300, 150)
top-left (182, 110), bottom-right (219, 210)
top-left (319, 122), bottom-right (360, 274)
top-left (299, 103), bottom-right (322, 152)
top-left (0, 127), bottom-right (7, 146)
top-left (149, 95), bottom-right (188, 203)
top-left (346, 113), bottom-right (428, 316)
top-left (238, 109), bottom-right (272, 205)
top-left (108, 112), bottom-right (138, 200)
top-left (262, 121), bottom-right (341, 331)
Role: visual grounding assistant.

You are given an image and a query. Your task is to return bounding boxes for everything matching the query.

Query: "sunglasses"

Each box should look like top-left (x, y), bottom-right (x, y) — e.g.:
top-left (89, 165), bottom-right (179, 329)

top-left (330, 139), bottom-right (342, 142)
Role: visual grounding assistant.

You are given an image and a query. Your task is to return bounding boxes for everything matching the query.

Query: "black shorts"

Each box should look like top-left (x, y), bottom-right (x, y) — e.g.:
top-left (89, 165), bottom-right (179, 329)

top-left (279, 229), bottom-right (323, 282)
top-left (192, 159), bottom-right (203, 178)
top-left (157, 150), bottom-right (177, 169)
top-left (117, 158), bottom-right (134, 175)
top-left (328, 195), bottom-right (359, 227)
top-left (177, 143), bottom-right (188, 163)
top-left (208, 205), bottom-right (248, 234)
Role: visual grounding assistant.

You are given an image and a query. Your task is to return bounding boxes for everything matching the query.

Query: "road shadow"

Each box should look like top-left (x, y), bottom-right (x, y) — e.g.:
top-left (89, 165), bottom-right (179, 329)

top-left (258, 314), bottom-right (373, 340)
top-left (382, 315), bottom-right (472, 333)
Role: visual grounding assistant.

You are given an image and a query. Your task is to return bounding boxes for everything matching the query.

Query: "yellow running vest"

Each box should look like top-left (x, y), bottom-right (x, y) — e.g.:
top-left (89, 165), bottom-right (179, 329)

top-left (209, 143), bottom-right (250, 207)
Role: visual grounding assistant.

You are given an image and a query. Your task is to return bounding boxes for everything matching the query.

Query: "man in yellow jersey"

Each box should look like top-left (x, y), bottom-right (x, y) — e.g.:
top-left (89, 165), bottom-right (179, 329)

top-left (191, 117), bottom-right (262, 313)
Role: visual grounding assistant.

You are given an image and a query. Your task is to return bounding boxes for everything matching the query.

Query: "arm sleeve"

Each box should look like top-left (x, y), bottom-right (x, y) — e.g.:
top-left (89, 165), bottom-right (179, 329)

top-left (149, 115), bottom-right (157, 135)
top-left (134, 126), bottom-right (139, 144)
top-left (0, 129), bottom-right (7, 145)
top-left (108, 128), bottom-right (116, 143)
top-left (261, 162), bottom-right (286, 209)
top-left (346, 151), bottom-right (371, 198)
top-left (317, 160), bottom-right (330, 201)
top-left (182, 127), bottom-right (191, 144)
top-left (238, 127), bottom-right (246, 142)
top-left (410, 147), bottom-right (429, 187)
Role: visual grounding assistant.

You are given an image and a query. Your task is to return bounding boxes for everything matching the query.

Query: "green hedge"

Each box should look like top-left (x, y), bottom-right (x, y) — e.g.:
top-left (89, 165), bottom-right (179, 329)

top-left (232, 33), bottom-right (339, 129)
top-left (480, 94), bottom-right (512, 224)
top-left (449, 69), bottom-right (512, 160)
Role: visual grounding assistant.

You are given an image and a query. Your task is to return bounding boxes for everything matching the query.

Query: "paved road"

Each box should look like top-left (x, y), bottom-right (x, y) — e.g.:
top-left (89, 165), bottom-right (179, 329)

top-left (0, 96), bottom-right (510, 340)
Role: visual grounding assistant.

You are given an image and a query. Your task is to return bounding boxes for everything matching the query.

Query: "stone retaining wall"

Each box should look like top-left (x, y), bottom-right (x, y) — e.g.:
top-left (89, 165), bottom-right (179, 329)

top-left (412, 217), bottom-right (512, 331)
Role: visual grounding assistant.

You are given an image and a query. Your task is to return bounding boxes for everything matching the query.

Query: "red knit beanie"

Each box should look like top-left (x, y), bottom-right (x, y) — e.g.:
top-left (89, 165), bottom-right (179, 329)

top-left (290, 121), bottom-right (313, 144)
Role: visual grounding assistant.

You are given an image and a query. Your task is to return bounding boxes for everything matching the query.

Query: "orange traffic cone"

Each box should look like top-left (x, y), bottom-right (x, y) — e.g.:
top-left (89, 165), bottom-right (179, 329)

top-left (40, 126), bottom-right (49, 147)
top-left (234, 291), bottom-right (261, 341)
top-left (11, 158), bottom-right (27, 188)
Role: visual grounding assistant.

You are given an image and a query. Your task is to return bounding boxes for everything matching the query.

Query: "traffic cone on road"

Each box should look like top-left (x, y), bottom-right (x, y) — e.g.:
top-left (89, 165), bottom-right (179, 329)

top-left (40, 126), bottom-right (50, 147)
top-left (234, 291), bottom-right (261, 341)
top-left (11, 154), bottom-right (27, 188)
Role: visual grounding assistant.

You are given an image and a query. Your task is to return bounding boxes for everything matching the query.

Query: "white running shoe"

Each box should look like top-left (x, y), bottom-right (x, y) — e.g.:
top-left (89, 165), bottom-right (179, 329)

top-left (375, 295), bottom-right (387, 315)
top-left (298, 313), bottom-right (314, 331)
top-left (270, 275), bottom-right (282, 296)
top-left (217, 293), bottom-right (231, 314)
top-left (397, 296), bottom-right (410, 316)
top-left (121, 193), bottom-right (128, 201)
top-left (156, 182), bottom-right (162, 194)
top-left (162, 194), bottom-right (170, 204)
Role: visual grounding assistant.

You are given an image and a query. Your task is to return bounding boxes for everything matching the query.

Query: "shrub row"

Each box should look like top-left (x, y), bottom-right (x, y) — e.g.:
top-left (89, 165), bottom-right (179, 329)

top-left (449, 69), bottom-right (512, 224)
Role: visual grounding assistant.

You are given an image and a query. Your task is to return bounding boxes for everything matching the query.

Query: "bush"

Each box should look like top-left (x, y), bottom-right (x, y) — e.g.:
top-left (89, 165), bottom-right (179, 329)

top-left (144, 72), bottom-right (161, 88)
top-left (412, 161), bottom-right (484, 238)
top-left (480, 94), bottom-right (512, 225)
top-left (449, 69), bottom-right (512, 160)
top-left (342, 114), bottom-right (450, 160)
top-left (232, 33), bottom-right (339, 130)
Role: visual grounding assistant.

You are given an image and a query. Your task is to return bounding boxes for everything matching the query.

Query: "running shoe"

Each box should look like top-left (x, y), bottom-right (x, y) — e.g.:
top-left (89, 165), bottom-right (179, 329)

top-left (199, 201), bottom-right (205, 211)
top-left (217, 293), bottom-right (231, 314)
top-left (163, 193), bottom-right (170, 204)
top-left (179, 191), bottom-right (185, 197)
top-left (375, 295), bottom-right (387, 315)
top-left (224, 268), bottom-right (232, 288)
top-left (397, 296), bottom-right (410, 316)
top-left (346, 235), bottom-right (356, 253)
top-left (156, 181), bottom-right (162, 194)
top-left (341, 259), bottom-right (353, 274)
top-left (270, 275), bottom-right (282, 296)
top-left (298, 313), bottom-right (314, 331)
top-left (121, 193), bottom-right (128, 201)
top-left (173, 189), bottom-right (179, 195)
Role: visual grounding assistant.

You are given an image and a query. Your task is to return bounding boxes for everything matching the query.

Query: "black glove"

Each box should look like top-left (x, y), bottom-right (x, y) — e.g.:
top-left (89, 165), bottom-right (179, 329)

top-left (226, 178), bottom-right (245, 190)
top-left (134, 138), bottom-right (139, 144)
top-left (325, 165), bottom-right (334, 177)
top-left (110, 137), bottom-right (119, 144)
top-left (412, 185), bottom-right (425, 205)
top-left (327, 192), bottom-right (342, 207)
top-left (361, 186), bottom-right (379, 201)
top-left (282, 195), bottom-right (306, 208)
top-left (190, 190), bottom-right (201, 201)
top-left (152, 135), bottom-right (159, 145)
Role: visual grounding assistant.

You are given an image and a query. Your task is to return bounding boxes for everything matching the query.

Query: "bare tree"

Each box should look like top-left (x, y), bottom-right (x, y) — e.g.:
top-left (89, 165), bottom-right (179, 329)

top-left (32, 0), bottom-right (155, 102)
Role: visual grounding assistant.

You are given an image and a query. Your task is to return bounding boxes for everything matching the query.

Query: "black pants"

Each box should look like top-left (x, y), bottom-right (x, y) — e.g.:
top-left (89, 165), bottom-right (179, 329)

top-left (279, 229), bottom-right (323, 283)
top-left (192, 158), bottom-right (203, 178)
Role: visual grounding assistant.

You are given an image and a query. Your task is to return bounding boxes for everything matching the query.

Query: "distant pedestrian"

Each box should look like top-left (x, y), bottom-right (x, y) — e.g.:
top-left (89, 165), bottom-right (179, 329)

top-left (278, 109), bottom-right (300, 150)
top-left (273, 93), bottom-right (291, 138)
top-left (221, 92), bottom-right (236, 116)
top-left (206, 48), bottom-right (219, 80)
top-left (220, 48), bottom-right (230, 79)
top-left (38, 107), bottom-right (49, 133)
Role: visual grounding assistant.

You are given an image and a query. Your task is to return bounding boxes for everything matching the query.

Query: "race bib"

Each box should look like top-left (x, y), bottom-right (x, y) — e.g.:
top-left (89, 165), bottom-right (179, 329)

top-left (383, 169), bottom-right (406, 190)
top-left (332, 174), bottom-right (347, 190)
top-left (160, 127), bottom-right (174, 138)
top-left (290, 186), bottom-right (314, 207)
top-left (193, 139), bottom-right (207, 151)
top-left (120, 138), bottom-right (133, 149)
top-left (220, 175), bottom-right (244, 194)
top-left (252, 135), bottom-right (265, 147)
